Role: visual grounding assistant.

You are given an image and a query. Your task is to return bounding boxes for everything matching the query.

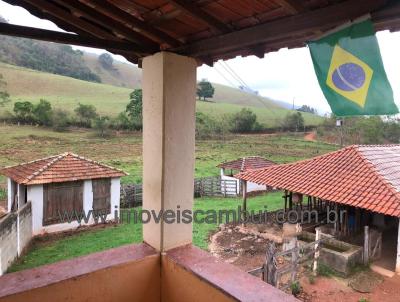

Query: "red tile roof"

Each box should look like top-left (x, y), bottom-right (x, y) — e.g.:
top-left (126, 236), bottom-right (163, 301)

top-left (0, 153), bottom-right (127, 185)
top-left (218, 156), bottom-right (276, 172)
top-left (236, 145), bottom-right (400, 217)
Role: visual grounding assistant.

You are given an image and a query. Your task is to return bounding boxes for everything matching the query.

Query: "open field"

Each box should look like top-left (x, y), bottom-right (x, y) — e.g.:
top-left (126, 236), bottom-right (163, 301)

top-left (0, 125), bottom-right (337, 272)
top-left (0, 125), bottom-right (338, 186)
top-left (0, 62), bottom-right (322, 127)
top-left (9, 193), bottom-right (283, 272)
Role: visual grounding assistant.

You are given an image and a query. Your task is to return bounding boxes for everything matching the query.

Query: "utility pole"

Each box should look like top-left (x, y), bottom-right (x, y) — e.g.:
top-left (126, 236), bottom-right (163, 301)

top-left (336, 119), bottom-right (344, 147)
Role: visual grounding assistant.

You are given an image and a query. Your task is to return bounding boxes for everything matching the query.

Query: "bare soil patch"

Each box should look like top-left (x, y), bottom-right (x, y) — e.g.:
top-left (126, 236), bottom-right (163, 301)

top-left (210, 223), bottom-right (400, 302)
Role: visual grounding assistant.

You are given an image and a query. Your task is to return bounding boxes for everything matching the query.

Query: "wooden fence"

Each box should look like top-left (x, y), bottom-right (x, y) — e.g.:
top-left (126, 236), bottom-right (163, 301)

top-left (194, 176), bottom-right (238, 197)
top-left (121, 176), bottom-right (238, 208)
top-left (120, 184), bottom-right (142, 208)
top-left (248, 229), bottom-right (326, 290)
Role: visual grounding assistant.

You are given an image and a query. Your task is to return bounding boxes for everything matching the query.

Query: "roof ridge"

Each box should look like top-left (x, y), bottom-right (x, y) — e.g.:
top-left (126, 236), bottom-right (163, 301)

top-left (67, 153), bottom-right (128, 175)
top-left (22, 153), bottom-right (68, 184)
top-left (237, 145), bottom-right (358, 177)
top-left (2, 153), bottom-right (60, 170)
top-left (356, 147), bottom-right (400, 198)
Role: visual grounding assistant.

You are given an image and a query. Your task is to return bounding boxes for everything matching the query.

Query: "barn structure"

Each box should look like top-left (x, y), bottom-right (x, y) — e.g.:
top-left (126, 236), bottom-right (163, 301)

top-left (218, 156), bottom-right (276, 195)
top-left (1, 0), bottom-right (400, 301)
top-left (237, 145), bottom-right (400, 274)
top-left (0, 152), bottom-right (126, 235)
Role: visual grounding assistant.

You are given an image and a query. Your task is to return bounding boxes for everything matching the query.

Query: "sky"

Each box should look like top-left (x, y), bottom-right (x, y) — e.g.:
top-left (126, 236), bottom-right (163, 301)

top-left (1, 1), bottom-right (400, 115)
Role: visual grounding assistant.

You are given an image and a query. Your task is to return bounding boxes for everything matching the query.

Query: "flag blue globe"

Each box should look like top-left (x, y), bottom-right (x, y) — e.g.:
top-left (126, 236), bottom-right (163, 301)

top-left (332, 63), bottom-right (366, 91)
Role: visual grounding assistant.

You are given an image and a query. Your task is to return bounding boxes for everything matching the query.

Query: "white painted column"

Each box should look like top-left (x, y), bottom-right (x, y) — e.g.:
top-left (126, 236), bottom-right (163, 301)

top-left (7, 178), bottom-right (12, 213)
top-left (142, 52), bottom-right (197, 251)
top-left (396, 218), bottom-right (400, 273)
top-left (83, 180), bottom-right (93, 225)
top-left (28, 185), bottom-right (44, 235)
top-left (109, 178), bottom-right (120, 221)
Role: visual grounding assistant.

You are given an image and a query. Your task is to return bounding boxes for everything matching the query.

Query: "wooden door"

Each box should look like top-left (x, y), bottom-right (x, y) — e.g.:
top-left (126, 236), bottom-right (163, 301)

top-left (92, 178), bottom-right (111, 214)
top-left (43, 181), bottom-right (83, 225)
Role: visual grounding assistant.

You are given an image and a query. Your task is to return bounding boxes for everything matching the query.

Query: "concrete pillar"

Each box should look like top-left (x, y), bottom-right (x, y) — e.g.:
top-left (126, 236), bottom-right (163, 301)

top-left (142, 52), bottom-right (197, 251)
top-left (396, 218), bottom-right (400, 273)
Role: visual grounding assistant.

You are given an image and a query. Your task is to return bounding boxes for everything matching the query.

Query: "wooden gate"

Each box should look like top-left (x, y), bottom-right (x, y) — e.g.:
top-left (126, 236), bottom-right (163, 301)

top-left (43, 181), bottom-right (83, 225)
top-left (248, 231), bottom-right (326, 290)
top-left (93, 178), bottom-right (111, 213)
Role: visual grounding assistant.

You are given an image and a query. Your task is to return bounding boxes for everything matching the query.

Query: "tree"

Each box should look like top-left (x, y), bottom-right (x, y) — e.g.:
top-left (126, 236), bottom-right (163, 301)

top-left (13, 101), bottom-right (34, 123)
top-left (74, 103), bottom-right (98, 127)
top-left (33, 99), bottom-right (52, 126)
top-left (297, 105), bottom-right (317, 114)
top-left (99, 53), bottom-right (113, 69)
top-left (52, 109), bottom-right (70, 132)
top-left (126, 89), bottom-right (143, 130)
top-left (283, 112), bottom-right (305, 132)
top-left (197, 79), bottom-right (215, 101)
top-left (93, 116), bottom-right (111, 137)
top-left (0, 74), bottom-right (10, 107)
top-left (230, 108), bottom-right (258, 133)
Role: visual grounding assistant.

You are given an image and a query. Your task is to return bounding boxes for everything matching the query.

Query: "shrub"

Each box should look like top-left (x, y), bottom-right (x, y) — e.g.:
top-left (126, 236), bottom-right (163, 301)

top-left (13, 101), bottom-right (34, 124)
top-left (282, 111), bottom-right (304, 132)
top-left (52, 109), bottom-right (70, 132)
top-left (93, 116), bottom-right (112, 138)
top-left (33, 99), bottom-right (52, 126)
top-left (290, 281), bottom-right (301, 297)
top-left (230, 108), bottom-right (258, 133)
top-left (74, 103), bottom-right (98, 128)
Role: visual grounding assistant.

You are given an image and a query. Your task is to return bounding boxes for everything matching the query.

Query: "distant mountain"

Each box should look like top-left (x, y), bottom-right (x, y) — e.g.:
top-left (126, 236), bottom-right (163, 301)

top-left (0, 36), bottom-right (100, 83)
top-left (0, 21), bottom-right (313, 114)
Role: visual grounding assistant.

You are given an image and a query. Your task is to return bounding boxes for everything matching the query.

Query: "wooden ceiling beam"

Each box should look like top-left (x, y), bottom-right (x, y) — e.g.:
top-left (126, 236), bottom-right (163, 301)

top-left (1, 0), bottom-right (142, 62)
top-left (168, 0), bottom-right (231, 33)
top-left (175, 0), bottom-right (388, 58)
top-left (0, 22), bottom-right (144, 54)
top-left (50, 0), bottom-right (159, 50)
top-left (274, 0), bottom-right (307, 14)
top-left (80, 0), bottom-right (181, 47)
top-left (19, 0), bottom-right (119, 41)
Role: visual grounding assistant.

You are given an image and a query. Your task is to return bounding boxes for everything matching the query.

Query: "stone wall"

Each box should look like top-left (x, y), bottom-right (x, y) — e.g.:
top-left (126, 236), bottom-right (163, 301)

top-left (0, 202), bottom-right (32, 275)
top-left (0, 212), bottom-right (17, 275)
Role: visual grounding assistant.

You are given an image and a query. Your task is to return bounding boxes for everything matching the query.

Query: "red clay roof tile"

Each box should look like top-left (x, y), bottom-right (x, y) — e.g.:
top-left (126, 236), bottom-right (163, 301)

top-left (217, 156), bottom-right (275, 172)
top-left (236, 145), bottom-right (400, 217)
top-left (0, 153), bottom-right (127, 185)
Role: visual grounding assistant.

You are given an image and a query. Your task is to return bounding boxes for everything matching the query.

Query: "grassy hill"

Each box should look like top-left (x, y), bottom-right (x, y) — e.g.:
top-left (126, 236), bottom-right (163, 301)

top-left (83, 52), bottom-right (283, 109)
top-left (0, 62), bottom-right (322, 127)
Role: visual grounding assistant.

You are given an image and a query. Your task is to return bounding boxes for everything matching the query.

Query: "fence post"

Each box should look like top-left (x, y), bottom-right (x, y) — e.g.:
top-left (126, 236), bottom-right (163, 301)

top-left (242, 180), bottom-right (247, 224)
top-left (291, 237), bottom-right (298, 283)
top-left (313, 227), bottom-right (321, 275)
top-left (364, 225), bottom-right (369, 265)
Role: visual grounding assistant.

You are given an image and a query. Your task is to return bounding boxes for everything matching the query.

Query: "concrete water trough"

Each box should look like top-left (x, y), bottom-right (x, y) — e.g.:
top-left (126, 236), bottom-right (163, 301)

top-left (298, 231), bottom-right (363, 275)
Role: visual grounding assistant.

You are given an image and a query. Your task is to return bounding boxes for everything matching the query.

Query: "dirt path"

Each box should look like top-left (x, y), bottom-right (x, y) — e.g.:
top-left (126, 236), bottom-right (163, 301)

top-left (304, 132), bottom-right (317, 141)
top-left (301, 274), bottom-right (400, 302)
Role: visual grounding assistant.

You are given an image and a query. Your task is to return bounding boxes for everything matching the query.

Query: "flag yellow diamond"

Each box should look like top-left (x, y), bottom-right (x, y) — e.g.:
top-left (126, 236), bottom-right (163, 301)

top-left (326, 45), bottom-right (373, 108)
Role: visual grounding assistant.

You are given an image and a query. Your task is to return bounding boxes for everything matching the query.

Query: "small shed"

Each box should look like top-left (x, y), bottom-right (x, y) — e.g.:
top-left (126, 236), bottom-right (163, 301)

top-left (237, 145), bottom-right (400, 274)
top-left (0, 152), bottom-right (127, 235)
top-left (218, 156), bottom-right (276, 195)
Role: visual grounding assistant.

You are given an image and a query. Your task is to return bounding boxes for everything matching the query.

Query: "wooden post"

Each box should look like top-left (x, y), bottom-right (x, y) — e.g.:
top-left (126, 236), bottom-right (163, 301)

top-left (242, 180), bottom-right (247, 223)
top-left (289, 192), bottom-right (293, 210)
top-left (291, 237), bottom-right (299, 283)
top-left (364, 225), bottom-right (369, 265)
top-left (396, 218), bottom-right (400, 273)
top-left (313, 227), bottom-right (321, 275)
top-left (223, 180), bottom-right (226, 197)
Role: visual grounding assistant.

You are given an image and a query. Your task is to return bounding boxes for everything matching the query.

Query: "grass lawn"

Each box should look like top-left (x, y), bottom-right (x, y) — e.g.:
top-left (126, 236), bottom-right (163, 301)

top-left (0, 125), bottom-right (337, 186)
top-left (9, 192), bottom-right (283, 272)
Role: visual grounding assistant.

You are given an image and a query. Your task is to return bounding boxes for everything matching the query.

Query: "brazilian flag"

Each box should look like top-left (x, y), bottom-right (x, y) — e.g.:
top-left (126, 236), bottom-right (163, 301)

top-left (308, 20), bottom-right (398, 116)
